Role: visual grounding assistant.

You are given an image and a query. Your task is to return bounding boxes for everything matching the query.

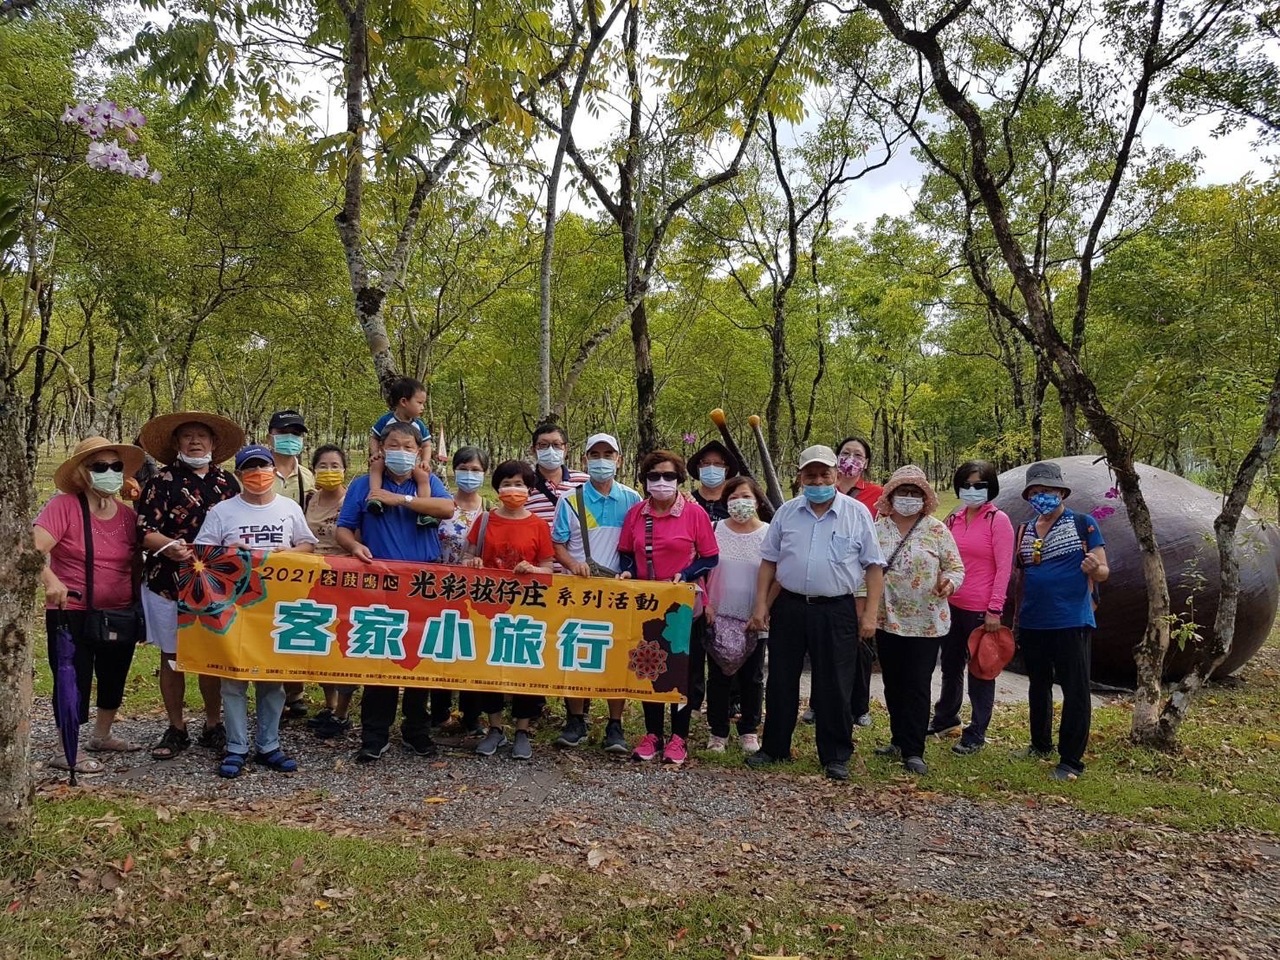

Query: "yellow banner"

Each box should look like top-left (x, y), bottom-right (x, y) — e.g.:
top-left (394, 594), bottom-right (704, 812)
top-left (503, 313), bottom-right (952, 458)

top-left (174, 546), bottom-right (694, 702)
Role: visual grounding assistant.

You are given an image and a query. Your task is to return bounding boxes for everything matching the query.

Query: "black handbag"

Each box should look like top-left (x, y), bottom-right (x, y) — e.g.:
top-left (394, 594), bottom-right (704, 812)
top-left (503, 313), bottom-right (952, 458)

top-left (78, 494), bottom-right (144, 645)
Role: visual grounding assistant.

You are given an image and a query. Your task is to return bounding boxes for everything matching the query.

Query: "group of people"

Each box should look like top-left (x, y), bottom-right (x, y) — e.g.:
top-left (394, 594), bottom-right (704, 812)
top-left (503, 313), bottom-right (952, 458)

top-left (33, 378), bottom-right (1108, 785)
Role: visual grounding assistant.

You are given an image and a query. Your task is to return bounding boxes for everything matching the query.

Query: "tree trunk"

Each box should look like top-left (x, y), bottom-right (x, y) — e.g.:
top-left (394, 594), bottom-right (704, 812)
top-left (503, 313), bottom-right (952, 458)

top-left (1061, 394), bottom-right (1081, 455)
top-left (766, 291), bottom-right (787, 459)
top-left (0, 368), bottom-right (42, 840)
top-left (631, 295), bottom-right (657, 454)
top-left (1150, 365), bottom-right (1280, 746)
top-left (1030, 357), bottom-right (1048, 461)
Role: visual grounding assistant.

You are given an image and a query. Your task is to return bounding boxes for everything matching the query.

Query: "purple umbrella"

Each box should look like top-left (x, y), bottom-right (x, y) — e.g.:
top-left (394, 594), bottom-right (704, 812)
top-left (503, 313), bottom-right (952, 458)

top-left (53, 619), bottom-right (83, 785)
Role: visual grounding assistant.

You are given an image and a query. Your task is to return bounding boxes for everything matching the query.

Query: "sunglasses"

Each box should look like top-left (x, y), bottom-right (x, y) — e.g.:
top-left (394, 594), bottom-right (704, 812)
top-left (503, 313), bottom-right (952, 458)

top-left (961, 482), bottom-right (990, 490)
top-left (646, 471), bottom-right (680, 482)
top-left (1031, 538), bottom-right (1044, 565)
top-left (88, 461), bottom-right (125, 474)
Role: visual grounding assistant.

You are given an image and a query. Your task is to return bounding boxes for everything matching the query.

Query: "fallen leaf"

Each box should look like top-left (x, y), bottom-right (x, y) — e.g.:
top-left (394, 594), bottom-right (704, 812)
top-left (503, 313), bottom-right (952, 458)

top-left (314, 899), bottom-right (330, 910)
top-left (290, 856), bottom-right (306, 874)
top-left (122, 854), bottom-right (135, 874)
top-left (424, 797), bottom-right (450, 805)
top-left (6, 901), bottom-right (20, 915)
top-left (99, 868), bottom-right (123, 891)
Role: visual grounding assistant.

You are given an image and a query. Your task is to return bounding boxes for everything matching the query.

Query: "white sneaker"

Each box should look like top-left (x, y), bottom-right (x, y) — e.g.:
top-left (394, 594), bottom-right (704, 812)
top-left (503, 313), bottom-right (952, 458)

top-left (706, 735), bottom-right (727, 753)
top-left (739, 733), bottom-right (761, 755)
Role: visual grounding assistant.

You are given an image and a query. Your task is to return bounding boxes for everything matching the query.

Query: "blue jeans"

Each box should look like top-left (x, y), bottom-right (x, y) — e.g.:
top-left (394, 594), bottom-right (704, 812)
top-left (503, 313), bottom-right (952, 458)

top-left (221, 679), bottom-right (286, 756)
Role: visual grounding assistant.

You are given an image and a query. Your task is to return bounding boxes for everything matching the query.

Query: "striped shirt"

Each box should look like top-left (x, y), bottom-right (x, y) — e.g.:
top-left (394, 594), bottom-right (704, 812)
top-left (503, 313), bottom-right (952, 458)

top-left (526, 467), bottom-right (589, 529)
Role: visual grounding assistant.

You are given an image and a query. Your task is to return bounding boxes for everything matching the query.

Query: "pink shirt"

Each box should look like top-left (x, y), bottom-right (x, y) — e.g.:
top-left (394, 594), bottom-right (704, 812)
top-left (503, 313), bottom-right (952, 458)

top-left (34, 493), bottom-right (138, 611)
top-left (945, 502), bottom-right (1014, 613)
top-left (618, 494), bottom-right (718, 581)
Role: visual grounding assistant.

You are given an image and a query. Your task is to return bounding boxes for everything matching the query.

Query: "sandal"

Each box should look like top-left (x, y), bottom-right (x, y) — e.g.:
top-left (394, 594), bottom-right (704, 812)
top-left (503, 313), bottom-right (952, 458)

top-left (86, 735), bottom-right (142, 753)
top-left (254, 748), bottom-right (298, 773)
top-left (151, 725), bottom-right (190, 761)
top-left (197, 722), bottom-right (227, 751)
top-left (218, 752), bottom-right (249, 779)
top-left (49, 755), bottom-right (105, 776)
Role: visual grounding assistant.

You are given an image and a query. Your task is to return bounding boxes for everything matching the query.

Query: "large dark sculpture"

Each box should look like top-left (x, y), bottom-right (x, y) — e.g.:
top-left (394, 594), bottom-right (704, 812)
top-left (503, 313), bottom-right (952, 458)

top-left (994, 456), bottom-right (1280, 685)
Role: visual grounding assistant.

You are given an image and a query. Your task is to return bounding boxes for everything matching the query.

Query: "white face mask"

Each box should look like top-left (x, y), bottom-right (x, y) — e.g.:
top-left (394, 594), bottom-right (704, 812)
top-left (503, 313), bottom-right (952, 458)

top-left (89, 470), bottom-right (124, 495)
top-left (958, 485), bottom-right (988, 506)
top-left (178, 452), bottom-right (212, 469)
top-left (893, 495), bottom-right (924, 517)
top-left (727, 498), bottom-right (757, 522)
top-left (535, 446), bottom-right (566, 469)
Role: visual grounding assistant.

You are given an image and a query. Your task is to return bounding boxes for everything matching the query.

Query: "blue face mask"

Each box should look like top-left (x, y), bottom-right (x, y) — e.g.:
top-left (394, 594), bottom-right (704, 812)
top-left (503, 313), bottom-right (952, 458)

top-left (384, 449), bottom-right (418, 476)
top-left (802, 483), bottom-right (836, 504)
top-left (455, 469), bottom-right (484, 492)
top-left (1028, 492), bottom-right (1063, 515)
top-left (587, 458), bottom-right (617, 482)
top-left (699, 465), bottom-right (726, 488)
top-left (272, 434), bottom-right (303, 456)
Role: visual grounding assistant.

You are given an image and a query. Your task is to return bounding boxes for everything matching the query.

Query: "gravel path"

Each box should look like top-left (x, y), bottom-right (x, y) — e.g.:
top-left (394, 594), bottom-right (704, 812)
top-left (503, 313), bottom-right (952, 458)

top-left (30, 700), bottom-right (1278, 958)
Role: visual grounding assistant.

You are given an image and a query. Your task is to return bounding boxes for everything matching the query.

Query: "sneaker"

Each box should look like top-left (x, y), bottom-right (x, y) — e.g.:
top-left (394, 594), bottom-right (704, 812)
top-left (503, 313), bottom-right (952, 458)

top-left (739, 733), bottom-right (761, 755)
top-left (661, 734), bottom-right (688, 766)
top-left (315, 715), bottom-right (352, 739)
top-left (631, 732), bottom-right (662, 762)
top-left (603, 720), bottom-right (629, 754)
top-left (952, 740), bottom-right (984, 756)
top-left (929, 721), bottom-right (962, 738)
top-left (555, 715), bottom-right (589, 748)
top-left (404, 732), bottom-right (438, 757)
top-left (1012, 745), bottom-right (1054, 761)
top-left (874, 743), bottom-right (902, 758)
top-left (475, 727), bottom-right (509, 757)
top-left (801, 707), bottom-right (815, 724)
top-left (903, 755), bottom-right (928, 775)
top-left (197, 722), bottom-right (226, 751)
top-left (706, 735), bottom-right (728, 753)
top-left (744, 750), bottom-right (784, 769)
top-left (356, 742), bottom-right (389, 764)
top-left (855, 713), bottom-right (872, 728)
top-left (463, 718), bottom-right (487, 738)
top-left (825, 761), bottom-right (849, 781)
top-left (307, 708), bottom-right (334, 730)
top-left (511, 730), bottom-right (533, 760)
top-left (1051, 764), bottom-right (1081, 782)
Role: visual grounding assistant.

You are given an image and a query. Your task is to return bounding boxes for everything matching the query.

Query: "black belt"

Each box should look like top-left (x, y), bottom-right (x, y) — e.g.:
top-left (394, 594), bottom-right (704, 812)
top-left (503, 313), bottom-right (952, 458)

top-left (780, 588), bottom-right (848, 606)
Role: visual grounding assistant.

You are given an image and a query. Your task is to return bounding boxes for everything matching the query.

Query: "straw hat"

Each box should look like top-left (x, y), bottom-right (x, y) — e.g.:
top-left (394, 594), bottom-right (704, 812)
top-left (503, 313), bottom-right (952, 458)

top-left (875, 464), bottom-right (939, 516)
top-left (138, 411), bottom-right (245, 466)
top-left (53, 437), bottom-right (146, 494)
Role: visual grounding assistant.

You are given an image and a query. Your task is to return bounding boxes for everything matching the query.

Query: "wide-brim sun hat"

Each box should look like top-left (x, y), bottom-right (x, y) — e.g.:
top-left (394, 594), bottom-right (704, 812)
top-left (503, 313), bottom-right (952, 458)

top-left (1021, 460), bottom-right (1072, 499)
top-left (875, 464), bottom-right (939, 516)
top-left (53, 437), bottom-right (147, 494)
top-left (968, 624), bottom-right (1016, 680)
top-left (139, 411), bottom-right (245, 467)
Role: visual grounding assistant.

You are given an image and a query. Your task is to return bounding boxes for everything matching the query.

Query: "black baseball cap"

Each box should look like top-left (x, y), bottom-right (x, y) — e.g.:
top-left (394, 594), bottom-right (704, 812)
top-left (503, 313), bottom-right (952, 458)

top-left (268, 409), bottom-right (307, 433)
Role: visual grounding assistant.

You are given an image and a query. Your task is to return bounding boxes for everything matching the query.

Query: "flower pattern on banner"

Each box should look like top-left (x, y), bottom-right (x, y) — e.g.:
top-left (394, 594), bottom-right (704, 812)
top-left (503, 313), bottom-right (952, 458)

top-left (628, 639), bottom-right (668, 682)
top-left (176, 545), bottom-right (267, 633)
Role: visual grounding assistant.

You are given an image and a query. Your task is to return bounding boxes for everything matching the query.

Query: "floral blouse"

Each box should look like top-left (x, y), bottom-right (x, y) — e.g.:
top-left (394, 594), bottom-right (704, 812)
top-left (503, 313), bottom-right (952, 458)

top-left (875, 515), bottom-right (965, 638)
top-left (438, 500), bottom-right (491, 566)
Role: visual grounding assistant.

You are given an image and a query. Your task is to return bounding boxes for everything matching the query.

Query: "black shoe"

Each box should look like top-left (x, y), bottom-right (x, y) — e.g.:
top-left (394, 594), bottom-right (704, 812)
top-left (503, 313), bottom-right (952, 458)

top-left (1051, 764), bottom-right (1082, 781)
top-left (603, 720), bottom-right (628, 754)
top-left (197, 722), bottom-right (226, 751)
top-left (307, 708), bottom-right (335, 730)
top-left (314, 715), bottom-right (352, 739)
top-left (951, 740), bottom-right (984, 756)
top-left (874, 743), bottom-right (901, 758)
top-left (404, 732), bottom-right (438, 757)
top-left (284, 698), bottom-right (309, 720)
top-left (903, 755), bottom-right (928, 775)
top-left (824, 762), bottom-right (849, 781)
top-left (365, 498), bottom-right (385, 516)
top-left (801, 707), bottom-right (815, 724)
top-left (745, 750), bottom-right (784, 769)
top-left (356, 742), bottom-right (390, 764)
top-left (555, 715), bottom-right (589, 748)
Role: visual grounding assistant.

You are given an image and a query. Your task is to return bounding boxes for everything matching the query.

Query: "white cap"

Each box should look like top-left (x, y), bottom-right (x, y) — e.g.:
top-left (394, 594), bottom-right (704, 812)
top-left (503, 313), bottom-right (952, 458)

top-left (585, 433), bottom-right (621, 454)
top-left (797, 444), bottom-right (837, 469)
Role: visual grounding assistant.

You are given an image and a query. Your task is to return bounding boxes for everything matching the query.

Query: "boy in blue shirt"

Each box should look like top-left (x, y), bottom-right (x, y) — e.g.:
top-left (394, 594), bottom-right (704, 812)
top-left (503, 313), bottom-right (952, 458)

top-left (367, 376), bottom-right (434, 525)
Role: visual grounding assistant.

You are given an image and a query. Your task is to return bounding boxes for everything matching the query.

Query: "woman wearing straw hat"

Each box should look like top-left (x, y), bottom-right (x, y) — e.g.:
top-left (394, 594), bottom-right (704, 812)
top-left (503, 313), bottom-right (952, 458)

top-left (32, 438), bottom-right (148, 772)
top-left (872, 465), bottom-right (965, 775)
top-left (136, 411), bottom-right (245, 761)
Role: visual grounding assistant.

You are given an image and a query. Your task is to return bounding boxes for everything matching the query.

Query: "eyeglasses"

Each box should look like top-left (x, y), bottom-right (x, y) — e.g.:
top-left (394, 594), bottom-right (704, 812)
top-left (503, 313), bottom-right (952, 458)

top-left (534, 442), bottom-right (566, 451)
top-left (1031, 538), bottom-right (1043, 565)
top-left (88, 461), bottom-right (125, 474)
top-left (645, 471), bottom-right (680, 482)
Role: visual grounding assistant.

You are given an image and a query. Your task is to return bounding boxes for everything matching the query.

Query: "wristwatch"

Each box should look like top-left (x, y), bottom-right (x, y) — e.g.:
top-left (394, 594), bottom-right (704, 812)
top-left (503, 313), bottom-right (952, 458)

top-left (403, 494), bottom-right (414, 504)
